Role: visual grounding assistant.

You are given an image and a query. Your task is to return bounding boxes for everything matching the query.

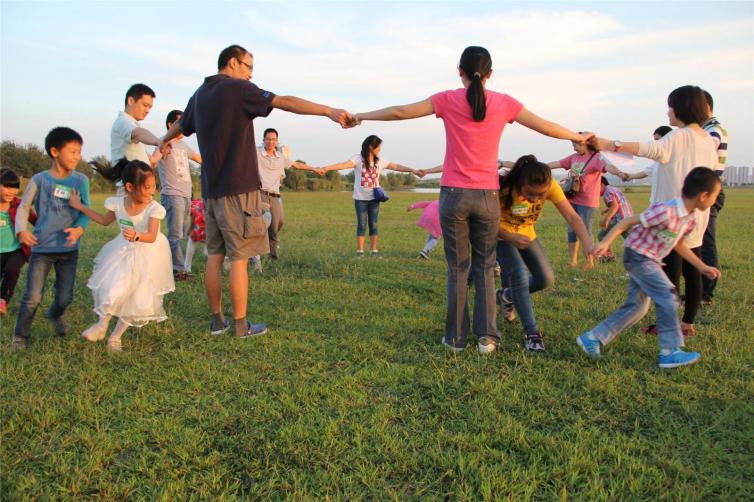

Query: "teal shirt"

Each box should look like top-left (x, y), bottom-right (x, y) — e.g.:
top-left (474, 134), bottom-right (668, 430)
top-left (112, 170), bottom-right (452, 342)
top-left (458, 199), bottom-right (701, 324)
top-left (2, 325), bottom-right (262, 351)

top-left (0, 210), bottom-right (20, 253)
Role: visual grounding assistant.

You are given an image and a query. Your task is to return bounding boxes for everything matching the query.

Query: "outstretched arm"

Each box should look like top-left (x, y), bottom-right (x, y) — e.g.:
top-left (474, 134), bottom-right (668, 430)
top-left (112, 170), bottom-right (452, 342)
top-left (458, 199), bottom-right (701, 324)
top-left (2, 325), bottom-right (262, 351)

top-left (272, 96), bottom-right (352, 127)
top-left (69, 190), bottom-right (115, 226)
top-left (321, 160), bottom-right (357, 173)
top-left (355, 99), bottom-right (434, 123)
top-left (514, 108), bottom-right (589, 143)
top-left (593, 214), bottom-right (640, 257)
top-left (385, 162), bottom-right (418, 175)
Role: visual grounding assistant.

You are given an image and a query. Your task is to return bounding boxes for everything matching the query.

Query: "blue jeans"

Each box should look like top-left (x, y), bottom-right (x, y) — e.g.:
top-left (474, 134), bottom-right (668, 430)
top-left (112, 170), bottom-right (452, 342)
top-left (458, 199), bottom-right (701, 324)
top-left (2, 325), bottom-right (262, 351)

top-left (161, 194), bottom-right (190, 272)
top-left (567, 203), bottom-right (596, 243)
top-left (354, 199), bottom-right (380, 236)
top-left (588, 248), bottom-right (683, 351)
top-left (440, 187), bottom-right (500, 347)
top-left (13, 251), bottom-right (79, 339)
top-left (497, 238), bottom-right (555, 334)
top-left (422, 234), bottom-right (439, 253)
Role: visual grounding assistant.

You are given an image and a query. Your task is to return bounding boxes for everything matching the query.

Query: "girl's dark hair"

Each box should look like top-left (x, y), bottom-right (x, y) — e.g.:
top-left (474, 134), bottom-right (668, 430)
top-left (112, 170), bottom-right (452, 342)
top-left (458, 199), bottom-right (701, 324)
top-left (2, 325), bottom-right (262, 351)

top-left (90, 158), bottom-right (154, 188)
top-left (667, 85), bottom-right (708, 125)
top-left (0, 168), bottom-right (21, 188)
top-left (654, 125), bottom-right (673, 138)
top-left (360, 135), bottom-right (383, 169)
top-left (499, 155), bottom-right (552, 209)
top-left (459, 46), bottom-right (492, 122)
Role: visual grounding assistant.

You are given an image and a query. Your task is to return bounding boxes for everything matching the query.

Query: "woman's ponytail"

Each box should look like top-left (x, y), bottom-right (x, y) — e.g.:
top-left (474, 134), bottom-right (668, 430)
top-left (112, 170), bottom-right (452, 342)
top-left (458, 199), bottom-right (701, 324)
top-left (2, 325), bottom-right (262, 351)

top-left (459, 46), bottom-right (492, 122)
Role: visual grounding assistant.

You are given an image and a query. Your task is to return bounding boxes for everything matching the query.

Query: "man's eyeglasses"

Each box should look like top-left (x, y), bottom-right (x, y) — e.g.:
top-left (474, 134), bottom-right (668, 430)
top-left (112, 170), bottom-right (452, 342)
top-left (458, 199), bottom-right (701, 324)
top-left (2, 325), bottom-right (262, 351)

top-left (237, 59), bottom-right (252, 71)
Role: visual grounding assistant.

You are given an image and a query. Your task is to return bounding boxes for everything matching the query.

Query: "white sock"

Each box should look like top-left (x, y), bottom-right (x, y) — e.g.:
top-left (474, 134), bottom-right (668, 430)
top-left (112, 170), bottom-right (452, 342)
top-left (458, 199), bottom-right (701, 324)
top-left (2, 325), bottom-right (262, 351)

top-left (660, 348), bottom-right (674, 356)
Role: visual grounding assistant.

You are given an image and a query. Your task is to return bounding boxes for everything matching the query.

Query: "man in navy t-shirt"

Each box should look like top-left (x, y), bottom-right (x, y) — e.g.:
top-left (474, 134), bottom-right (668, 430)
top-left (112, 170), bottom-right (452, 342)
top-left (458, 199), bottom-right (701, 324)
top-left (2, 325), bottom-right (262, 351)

top-left (161, 44), bottom-right (352, 339)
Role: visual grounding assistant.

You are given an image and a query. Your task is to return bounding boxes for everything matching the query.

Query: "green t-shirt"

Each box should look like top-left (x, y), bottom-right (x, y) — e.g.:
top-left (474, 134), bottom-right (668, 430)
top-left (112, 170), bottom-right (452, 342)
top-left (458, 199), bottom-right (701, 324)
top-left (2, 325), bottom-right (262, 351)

top-left (0, 210), bottom-right (20, 253)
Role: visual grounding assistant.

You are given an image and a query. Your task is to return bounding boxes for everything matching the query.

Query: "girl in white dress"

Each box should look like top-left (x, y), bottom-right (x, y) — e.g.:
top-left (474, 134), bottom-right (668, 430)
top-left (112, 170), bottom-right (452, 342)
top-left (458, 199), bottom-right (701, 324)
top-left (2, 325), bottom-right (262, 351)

top-left (70, 159), bottom-right (174, 351)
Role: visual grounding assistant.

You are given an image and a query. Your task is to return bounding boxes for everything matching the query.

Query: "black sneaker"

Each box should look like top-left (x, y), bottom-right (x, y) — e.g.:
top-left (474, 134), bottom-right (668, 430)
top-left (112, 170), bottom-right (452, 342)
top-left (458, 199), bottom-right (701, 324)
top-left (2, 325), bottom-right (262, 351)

top-left (496, 288), bottom-right (516, 322)
top-left (701, 296), bottom-right (712, 306)
top-left (524, 331), bottom-right (546, 352)
top-left (210, 318), bottom-right (230, 336)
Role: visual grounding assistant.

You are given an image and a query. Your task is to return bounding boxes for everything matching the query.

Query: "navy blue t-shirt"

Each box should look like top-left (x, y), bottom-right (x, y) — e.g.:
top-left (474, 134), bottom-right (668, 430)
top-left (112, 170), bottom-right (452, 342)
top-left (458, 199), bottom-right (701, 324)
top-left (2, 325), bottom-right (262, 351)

top-left (180, 74), bottom-right (275, 199)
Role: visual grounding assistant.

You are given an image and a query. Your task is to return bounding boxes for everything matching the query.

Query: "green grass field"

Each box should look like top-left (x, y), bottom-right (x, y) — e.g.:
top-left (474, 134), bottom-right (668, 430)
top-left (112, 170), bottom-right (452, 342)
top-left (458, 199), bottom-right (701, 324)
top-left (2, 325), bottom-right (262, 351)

top-left (1, 187), bottom-right (753, 500)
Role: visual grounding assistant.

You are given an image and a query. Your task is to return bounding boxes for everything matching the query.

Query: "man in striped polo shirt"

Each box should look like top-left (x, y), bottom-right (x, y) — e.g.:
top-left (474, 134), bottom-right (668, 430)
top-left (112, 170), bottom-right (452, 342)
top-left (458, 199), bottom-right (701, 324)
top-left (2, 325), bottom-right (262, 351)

top-left (700, 90), bottom-right (728, 304)
top-left (577, 167), bottom-right (721, 369)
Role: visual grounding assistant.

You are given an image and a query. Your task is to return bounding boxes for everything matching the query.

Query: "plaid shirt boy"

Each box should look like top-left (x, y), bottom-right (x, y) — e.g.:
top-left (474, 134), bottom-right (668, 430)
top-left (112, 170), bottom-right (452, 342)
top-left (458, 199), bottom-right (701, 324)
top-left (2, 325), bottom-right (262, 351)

top-left (624, 198), bottom-right (696, 262)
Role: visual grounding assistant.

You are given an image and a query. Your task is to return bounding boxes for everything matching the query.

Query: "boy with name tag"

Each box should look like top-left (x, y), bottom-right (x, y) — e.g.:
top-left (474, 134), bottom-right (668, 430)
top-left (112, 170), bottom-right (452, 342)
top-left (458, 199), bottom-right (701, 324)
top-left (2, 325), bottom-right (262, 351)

top-left (12, 127), bottom-right (91, 351)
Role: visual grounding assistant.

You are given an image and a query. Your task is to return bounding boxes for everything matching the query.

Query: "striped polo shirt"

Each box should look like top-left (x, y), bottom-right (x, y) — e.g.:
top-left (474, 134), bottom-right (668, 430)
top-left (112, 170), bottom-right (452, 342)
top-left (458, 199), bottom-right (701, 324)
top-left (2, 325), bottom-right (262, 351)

top-left (703, 116), bottom-right (728, 172)
top-left (624, 198), bottom-right (696, 262)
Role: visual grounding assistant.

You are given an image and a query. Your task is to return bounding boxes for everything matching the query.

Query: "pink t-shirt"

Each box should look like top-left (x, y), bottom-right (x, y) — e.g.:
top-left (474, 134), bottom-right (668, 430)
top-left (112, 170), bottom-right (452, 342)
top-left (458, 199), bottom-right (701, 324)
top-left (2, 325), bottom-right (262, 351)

top-left (431, 89), bottom-right (523, 190)
top-left (558, 152), bottom-right (608, 208)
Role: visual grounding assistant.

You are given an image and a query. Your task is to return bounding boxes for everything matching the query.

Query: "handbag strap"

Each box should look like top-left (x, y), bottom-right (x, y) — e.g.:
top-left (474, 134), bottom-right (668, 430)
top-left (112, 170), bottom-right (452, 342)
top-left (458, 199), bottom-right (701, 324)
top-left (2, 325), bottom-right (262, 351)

top-left (578, 152), bottom-right (598, 175)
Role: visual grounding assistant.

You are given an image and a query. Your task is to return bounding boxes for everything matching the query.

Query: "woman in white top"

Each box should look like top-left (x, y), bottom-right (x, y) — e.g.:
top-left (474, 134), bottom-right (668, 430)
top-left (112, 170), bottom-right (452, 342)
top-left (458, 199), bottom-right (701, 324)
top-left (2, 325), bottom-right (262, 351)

top-left (593, 85), bottom-right (718, 337)
top-left (318, 135), bottom-right (420, 256)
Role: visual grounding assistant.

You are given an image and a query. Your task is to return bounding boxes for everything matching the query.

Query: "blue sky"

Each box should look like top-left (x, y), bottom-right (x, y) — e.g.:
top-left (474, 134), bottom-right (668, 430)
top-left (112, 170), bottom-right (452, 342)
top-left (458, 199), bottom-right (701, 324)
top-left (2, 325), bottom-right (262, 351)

top-left (1, 1), bottom-right (753, 172)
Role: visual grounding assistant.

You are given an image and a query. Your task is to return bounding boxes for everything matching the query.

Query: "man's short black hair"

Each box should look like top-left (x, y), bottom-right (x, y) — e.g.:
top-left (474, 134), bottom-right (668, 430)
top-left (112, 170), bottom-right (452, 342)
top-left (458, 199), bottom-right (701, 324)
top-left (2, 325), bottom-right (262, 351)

top-left (166, 109), bottom-right (183, 130)
top-left (654, 125), bottom-right (673, 138)
top-left (218, 45), bottom-right (250, 70)
top-left (263, 128), bottom-right (278, 139)
top-left (682, 166), bottom-right (721, 198)
top-left (0, 168), bottom-right (21, 188)
top-left (44, 127), bottom-right (83, 157)
top-left (703, 90), bottom-right (714, 112)
top-left (125, 83), bottom-right (156, 107)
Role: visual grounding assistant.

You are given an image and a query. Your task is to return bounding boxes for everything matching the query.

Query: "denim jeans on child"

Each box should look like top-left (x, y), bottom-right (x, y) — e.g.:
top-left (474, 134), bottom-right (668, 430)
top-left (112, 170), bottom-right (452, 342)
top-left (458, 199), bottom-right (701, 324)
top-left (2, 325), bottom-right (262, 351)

top-left (354, 199), bottom-right (380, 236)
top-left (161, 194), bottom-right (191, 273)
top-left (496, 238), bottom-right (555, 334)
top-left (440, 187), bottom-right (500, 348)
top-left (422, 235), bottom-right (439, 254)
top-left (567, 203), bottom-right (596, 244)
top-left (13, 250), bottom-right (79, 339)
top-left (588, 248), bottom-right (683, 351)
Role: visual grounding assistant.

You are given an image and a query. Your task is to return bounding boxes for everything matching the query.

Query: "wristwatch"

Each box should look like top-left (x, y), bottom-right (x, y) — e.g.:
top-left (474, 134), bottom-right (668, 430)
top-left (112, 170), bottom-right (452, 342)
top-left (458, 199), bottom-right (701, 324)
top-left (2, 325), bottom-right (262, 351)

top-left (612, 141), bottom-right (623, 152)
top-left (134, 233), bottom-right (140, 242)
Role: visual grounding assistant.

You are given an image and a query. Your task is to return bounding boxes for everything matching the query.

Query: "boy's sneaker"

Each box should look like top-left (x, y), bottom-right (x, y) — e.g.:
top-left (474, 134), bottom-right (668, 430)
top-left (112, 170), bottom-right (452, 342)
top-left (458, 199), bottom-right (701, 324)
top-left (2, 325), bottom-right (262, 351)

top-left (173, 271), bottom-right (192, 281)
top-left (237, 321), bottom-right (267, 338)
top-left (576, 333), bottom-right (601, 358)
top-left (419, 250), bottom-right (429, 260)
top-left (658, 349), bottom-right (701, 369)
top-left (370, 250), bottom-right (381, 258)
top-left (0, 299), bottom-right (7, 315)
top-left (496, 288), bottom-right (516, 322)
top-left (356, 250), bottom-right (365, 257)
top-left (49, 316), bottom-right (70, 337)
top-left (441, 337), bottom-right (464, 353)
top-left (210, 318), bottom-right (230, 336)
top-left (477, 337), bottom-right (497, 354)
top-left (12, 336), bottom-right (27, 352)
top-left (524, 331), bottom-right (546, 352)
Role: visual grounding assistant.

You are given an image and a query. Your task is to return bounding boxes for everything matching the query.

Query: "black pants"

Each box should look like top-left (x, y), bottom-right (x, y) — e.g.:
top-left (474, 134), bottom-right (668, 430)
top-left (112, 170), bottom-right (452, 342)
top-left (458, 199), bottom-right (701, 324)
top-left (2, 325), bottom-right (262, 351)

top-left (701, 186), bottom-right (725, 299)
top-left (662, 247), bottom-right (701, 324)
top-left (0, 248), bottom-right (26, 301)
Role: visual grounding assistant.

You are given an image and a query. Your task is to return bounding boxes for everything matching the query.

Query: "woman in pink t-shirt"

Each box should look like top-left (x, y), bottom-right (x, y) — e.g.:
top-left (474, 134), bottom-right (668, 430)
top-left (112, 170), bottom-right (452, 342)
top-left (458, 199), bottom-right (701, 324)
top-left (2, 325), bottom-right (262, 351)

top-left (548, 137), bottom-right (628, 268)
top-left (352, 46), bottom-right (590, 353)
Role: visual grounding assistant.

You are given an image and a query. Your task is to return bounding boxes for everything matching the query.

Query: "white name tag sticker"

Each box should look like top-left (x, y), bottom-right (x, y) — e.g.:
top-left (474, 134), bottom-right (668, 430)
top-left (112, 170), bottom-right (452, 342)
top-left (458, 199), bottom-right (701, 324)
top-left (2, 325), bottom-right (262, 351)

top-left (511, 203), bottom-right (529, 216)
top-left (53, 184), bottom-right (72, 200)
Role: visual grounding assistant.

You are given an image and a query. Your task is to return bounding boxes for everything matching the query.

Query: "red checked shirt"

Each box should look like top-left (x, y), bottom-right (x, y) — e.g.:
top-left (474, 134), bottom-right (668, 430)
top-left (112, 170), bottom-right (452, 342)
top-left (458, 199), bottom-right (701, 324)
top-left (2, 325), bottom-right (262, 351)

top-left (624, 198), bottom-right (696, 262)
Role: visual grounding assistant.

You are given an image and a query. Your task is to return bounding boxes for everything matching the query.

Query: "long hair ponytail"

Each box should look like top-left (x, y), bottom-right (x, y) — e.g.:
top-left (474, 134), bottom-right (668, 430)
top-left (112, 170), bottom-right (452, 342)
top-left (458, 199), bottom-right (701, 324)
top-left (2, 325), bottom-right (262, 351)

top-left (459, 46), bottom-right (492, 122)
top-left (90, 158), bottom-right (153, 188)
top-left (499, 155), bottom-right (552, 209)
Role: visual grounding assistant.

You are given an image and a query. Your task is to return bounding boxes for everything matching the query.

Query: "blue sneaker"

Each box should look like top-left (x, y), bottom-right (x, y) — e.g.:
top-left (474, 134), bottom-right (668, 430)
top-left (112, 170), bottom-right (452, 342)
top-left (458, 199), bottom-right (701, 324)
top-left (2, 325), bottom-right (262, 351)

top-left (576, 333), bottom-right (601, 358)
top-left (237, 321), bottom-right (267, 338)
top-left (658, 349), bottom-right (701, 369)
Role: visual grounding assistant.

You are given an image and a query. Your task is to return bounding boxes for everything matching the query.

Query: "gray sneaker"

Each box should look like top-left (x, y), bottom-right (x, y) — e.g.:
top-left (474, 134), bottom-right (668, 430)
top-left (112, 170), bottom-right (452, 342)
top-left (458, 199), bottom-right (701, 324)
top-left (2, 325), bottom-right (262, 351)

top-left (478, 337), bottom-right (497, 354)
top-left (210, 318), bottom-right (230, 336)
top-left (441, 337), bottom-right (464, 353)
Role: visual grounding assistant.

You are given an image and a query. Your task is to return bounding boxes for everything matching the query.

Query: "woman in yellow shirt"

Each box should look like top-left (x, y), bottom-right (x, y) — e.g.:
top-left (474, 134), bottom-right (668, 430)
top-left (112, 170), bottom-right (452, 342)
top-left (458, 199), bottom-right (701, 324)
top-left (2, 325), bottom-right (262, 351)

top-left (495, 155), bottom-right (595, 353)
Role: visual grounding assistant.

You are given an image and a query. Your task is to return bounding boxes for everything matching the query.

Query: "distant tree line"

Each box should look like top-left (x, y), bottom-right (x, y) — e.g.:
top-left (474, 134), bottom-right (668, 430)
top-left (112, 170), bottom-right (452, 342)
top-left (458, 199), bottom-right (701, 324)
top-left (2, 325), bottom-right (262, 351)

top-left (1, 140), bottom-right (418, 194)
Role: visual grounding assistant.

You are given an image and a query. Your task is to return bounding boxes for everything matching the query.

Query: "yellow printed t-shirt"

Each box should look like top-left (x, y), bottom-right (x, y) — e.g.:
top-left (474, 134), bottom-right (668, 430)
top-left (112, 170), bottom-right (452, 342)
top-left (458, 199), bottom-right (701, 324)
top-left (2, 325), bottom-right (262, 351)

top-left (498, 179), bottom-right (566, 239)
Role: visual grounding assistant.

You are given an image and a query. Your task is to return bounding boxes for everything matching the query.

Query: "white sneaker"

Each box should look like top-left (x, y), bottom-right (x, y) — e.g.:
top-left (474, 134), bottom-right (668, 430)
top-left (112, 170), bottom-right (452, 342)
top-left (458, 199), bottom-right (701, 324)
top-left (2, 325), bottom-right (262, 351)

top-left (478, 339), bottom-right (497, 354)
top-left (441, 337), bottom-right (464, 353)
